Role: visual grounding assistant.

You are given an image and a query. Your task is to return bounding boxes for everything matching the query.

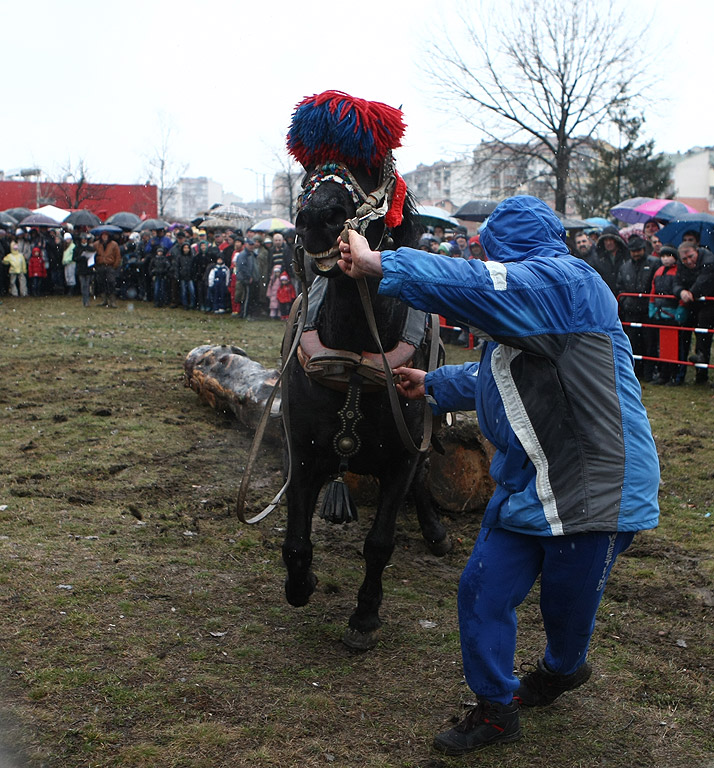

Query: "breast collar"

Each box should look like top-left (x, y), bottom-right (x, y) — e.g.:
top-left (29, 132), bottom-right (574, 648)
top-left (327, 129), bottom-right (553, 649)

top-left (296, 276), bottom-right (427, 393)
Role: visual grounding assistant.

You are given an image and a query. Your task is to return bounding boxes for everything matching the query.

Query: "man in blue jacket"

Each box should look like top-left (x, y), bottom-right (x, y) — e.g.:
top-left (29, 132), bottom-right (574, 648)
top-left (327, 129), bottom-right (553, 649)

top-left (338, 196), bottom-right (660, 756)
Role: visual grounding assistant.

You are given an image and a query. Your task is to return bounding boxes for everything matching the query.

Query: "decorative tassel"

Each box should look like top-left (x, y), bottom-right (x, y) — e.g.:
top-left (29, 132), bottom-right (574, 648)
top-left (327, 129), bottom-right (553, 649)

top-left (385, 171), bottom-right (406, 228)
top-left (319, 477), bottom-right (358, 524)
top-left (287, 90), bottom-right (406, 168)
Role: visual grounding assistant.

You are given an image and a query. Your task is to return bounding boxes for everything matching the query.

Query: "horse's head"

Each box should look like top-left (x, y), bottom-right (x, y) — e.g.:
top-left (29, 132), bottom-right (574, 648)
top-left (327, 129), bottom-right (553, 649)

top-left (287, 91), bottom-right (420, 277)
top-left (294, 162), bottom-right (393, 276)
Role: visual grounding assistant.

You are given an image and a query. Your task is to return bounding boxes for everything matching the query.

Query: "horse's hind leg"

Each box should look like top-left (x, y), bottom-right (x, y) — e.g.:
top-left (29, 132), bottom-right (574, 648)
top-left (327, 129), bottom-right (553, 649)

top-left (412, 460), bottom-right (452, 556)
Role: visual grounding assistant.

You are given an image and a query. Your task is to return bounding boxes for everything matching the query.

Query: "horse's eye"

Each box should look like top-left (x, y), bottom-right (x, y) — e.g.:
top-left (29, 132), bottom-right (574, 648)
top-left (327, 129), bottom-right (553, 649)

top-left (324, 206), bottom-right (347, 228)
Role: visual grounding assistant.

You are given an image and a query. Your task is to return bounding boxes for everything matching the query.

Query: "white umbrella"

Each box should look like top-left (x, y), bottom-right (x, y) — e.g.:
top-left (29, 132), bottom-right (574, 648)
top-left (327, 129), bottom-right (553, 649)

top-left (33, 204), bottom-right (71, 222)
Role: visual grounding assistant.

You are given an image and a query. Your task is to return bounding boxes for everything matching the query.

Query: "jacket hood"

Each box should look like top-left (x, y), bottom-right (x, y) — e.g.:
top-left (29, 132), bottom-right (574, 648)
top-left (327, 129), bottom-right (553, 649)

top-left (478, 195), bottom-right (569, 263)
top-left (596, 229), bottom-right (628, 258)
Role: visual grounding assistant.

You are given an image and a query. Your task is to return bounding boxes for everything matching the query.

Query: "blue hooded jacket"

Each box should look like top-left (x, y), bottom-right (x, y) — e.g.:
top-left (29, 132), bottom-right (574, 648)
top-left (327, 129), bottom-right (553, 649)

top-left (378, 196), bottom-right (660, 536)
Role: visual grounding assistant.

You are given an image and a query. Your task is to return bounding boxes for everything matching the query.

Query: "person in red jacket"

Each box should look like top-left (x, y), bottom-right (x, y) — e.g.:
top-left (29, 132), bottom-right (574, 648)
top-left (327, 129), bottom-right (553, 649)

top-left (276, 272), bottom-right (296, 319)
top-left (27, 247), bottom-right (47, 296)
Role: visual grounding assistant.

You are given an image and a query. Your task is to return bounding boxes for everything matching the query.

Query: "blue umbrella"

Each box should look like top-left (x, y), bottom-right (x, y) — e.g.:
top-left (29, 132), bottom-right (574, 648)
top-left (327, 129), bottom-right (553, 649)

top-left (91, 224), bottom-right (123, 236)
top-left (585, 217), bottom-right (611, 229)
top-left (657, 213), bottom-right (714, 250)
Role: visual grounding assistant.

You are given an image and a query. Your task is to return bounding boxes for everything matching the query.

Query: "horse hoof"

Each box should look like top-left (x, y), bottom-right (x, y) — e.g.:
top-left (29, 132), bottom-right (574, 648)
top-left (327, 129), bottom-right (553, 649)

top-left (285, 573), bottom-right (318, 607)
top-left (427, 534), bottom-right (452, 557)
top-left (342, 626), bottom-right (380, 651)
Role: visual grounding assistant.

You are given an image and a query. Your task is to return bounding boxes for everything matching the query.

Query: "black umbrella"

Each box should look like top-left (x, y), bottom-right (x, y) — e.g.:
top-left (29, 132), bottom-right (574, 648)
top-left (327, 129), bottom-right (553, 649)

top-left (135, 218), bottom-right (170, 232)
top-left (66, 209), bottom-right (101, 227)
top-left (4, 207), bottom-right (33, 222)
top-left (554, 211), bottom-right (590, 230)
top-left (0, 212), bottom-right (18, 228)
top-left (105, 211), bottom-right (141, 230)
top-left (19, 213), bottom-right (62, 228)
top-left (454, 199), bottom-right (500, 222)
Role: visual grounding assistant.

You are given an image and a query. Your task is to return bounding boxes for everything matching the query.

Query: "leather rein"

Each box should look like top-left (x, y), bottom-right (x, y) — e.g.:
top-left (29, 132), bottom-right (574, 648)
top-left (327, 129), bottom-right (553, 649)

top-left (236, 161), bottom-right (439, 524)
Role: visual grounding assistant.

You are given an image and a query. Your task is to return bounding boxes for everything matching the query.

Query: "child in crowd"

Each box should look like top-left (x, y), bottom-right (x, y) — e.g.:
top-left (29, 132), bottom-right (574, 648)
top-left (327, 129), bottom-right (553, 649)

top-left (27, 247), bottom-right (47, 296)
top-left (208, 256), bottom-right (230, 314)
top-left (266, 264), bottom-right (283, 319)
top-left (276, 271), bottom-right (296, 319)
top-left (3, 241), bottom-right (28, 296)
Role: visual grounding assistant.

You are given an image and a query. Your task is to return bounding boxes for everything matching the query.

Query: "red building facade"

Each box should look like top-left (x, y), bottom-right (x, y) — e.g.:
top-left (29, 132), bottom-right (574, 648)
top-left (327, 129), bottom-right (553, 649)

top-left (0, 181), bottom-right (158, 220)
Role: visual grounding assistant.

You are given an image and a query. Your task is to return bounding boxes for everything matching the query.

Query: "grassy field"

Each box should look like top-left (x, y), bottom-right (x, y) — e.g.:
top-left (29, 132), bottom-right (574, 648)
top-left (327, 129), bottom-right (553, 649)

top-left (0, 295), bottom-right (712, 768)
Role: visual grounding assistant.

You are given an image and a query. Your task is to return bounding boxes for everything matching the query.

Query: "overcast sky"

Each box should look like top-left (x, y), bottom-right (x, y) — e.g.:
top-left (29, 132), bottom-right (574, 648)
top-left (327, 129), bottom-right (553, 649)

top-left (3, 0), bottom-right (711, 203)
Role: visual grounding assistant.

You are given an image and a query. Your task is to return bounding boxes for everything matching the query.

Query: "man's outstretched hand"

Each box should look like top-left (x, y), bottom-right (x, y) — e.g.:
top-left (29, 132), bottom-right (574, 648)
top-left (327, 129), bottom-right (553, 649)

top-left (393, 366), bottom-right (426, 400)
top-left (338, 230), bottom-right (384, 279)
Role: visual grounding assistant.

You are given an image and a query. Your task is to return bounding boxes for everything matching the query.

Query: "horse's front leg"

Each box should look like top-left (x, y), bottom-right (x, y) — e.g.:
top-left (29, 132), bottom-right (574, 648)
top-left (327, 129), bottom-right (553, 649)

top-left (342, 457), bottom-right (419, 651)
top-left (282, 458), bottom-right (324, 607)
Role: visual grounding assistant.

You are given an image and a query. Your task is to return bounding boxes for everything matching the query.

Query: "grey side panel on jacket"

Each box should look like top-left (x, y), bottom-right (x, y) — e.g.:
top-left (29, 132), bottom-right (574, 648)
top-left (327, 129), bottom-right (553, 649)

top-left (492, 332), bottom-right (625, 534)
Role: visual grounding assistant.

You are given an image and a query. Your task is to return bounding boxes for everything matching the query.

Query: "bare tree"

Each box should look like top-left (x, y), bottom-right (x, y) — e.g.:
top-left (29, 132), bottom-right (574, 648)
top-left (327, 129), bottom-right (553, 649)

top-left (425, 0), bottom-right (654, 212)
top-left (268, 146), bottom-right (303, 221)
top-left (145, 123), bottom-right (188, 218)
top-left (47, 158), bottom-right (110, 208)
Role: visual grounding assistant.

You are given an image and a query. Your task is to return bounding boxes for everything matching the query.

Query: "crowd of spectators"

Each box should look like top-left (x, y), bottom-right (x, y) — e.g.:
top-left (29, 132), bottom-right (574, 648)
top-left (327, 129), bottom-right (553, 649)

top-left (419, 217), bottom-right (714, 387)
top-left (0, 222), bottom-right (299, 321)
top-left (2, 210), bottom-right (712, 386)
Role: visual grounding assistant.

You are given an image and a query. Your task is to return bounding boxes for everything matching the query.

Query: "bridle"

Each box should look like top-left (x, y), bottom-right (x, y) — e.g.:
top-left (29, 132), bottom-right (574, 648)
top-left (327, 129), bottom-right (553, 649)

top-left (236, 156), bottom-right (439, 524)
top-left (298, 154), bottom-right (398, 244)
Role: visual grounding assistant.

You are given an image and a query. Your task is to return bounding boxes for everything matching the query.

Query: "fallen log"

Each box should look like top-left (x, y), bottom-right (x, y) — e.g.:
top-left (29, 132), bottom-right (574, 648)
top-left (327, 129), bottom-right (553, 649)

top-left (184, 345), bottom-right (494, 512)
top-left (183, 344), bottom-right (282, 441)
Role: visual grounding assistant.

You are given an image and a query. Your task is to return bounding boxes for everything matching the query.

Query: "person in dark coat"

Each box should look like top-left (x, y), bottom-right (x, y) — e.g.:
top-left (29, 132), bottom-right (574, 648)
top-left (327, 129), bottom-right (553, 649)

top-left (588, 226), bottom-right (629, 295)
top-left (150, 246), bottom-right (170, 307)
top-left (673, 237), bottom-right (714, 384)
top-left (176, 242), bottom-right (196, 309)
top-left (73, 232), bottom-right (96, 307)
top-left (615, 235), bottom-right (660, 380)
top-left (573, 230), bottom-right (595, 261)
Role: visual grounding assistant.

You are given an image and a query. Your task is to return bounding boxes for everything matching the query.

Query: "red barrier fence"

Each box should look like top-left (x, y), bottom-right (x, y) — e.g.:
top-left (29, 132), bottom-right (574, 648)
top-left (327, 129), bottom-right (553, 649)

top-left (617, 293), bottom-right (714, 370)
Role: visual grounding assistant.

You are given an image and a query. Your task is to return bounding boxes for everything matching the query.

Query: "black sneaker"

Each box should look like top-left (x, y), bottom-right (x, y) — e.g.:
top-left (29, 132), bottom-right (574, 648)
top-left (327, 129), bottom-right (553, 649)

top-left (514, 658), bottom-right (592, 707)
top-left (433, 699), bottom-right (521, 755)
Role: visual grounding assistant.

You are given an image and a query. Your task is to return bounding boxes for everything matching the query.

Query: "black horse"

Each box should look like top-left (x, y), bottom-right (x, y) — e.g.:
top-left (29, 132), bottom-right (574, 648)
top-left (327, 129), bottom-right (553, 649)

top-left (281, 160), bottom-right (451, 650)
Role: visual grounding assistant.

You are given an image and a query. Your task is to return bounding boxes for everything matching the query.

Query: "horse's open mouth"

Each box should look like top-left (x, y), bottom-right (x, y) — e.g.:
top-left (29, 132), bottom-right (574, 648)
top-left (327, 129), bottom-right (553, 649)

top-left (306, 245), bottom-right (341, 272)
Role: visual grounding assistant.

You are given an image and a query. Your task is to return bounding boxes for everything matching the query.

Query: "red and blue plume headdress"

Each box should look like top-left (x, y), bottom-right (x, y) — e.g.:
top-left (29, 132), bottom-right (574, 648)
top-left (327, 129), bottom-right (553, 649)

top-left (286, 90), bottom-right (406, 169)
top-left (287, 90), bottom-right (408, 228)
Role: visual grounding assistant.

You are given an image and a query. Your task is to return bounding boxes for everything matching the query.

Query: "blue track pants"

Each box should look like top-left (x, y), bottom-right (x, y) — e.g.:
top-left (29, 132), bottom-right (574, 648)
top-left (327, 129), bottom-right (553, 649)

top-left (458, 527), bottom-right (634, 705)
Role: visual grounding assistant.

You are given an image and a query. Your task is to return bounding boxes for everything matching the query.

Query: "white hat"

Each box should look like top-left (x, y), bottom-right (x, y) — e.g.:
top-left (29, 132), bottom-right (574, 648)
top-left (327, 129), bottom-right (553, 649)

top-left (63, 232), bottom-right (73, 241)
top-left (15, 228), bottom-right (24, 236)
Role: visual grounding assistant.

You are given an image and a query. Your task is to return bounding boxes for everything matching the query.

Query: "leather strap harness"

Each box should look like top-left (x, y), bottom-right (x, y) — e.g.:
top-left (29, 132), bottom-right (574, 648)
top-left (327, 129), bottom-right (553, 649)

top-left (236, 159), bottom-right (439, 524)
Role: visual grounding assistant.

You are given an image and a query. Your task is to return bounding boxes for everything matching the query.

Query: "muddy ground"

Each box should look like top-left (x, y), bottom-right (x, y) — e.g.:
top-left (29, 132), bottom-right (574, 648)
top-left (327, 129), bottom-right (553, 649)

top-left (0, 297), bottom-right (712, 767)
